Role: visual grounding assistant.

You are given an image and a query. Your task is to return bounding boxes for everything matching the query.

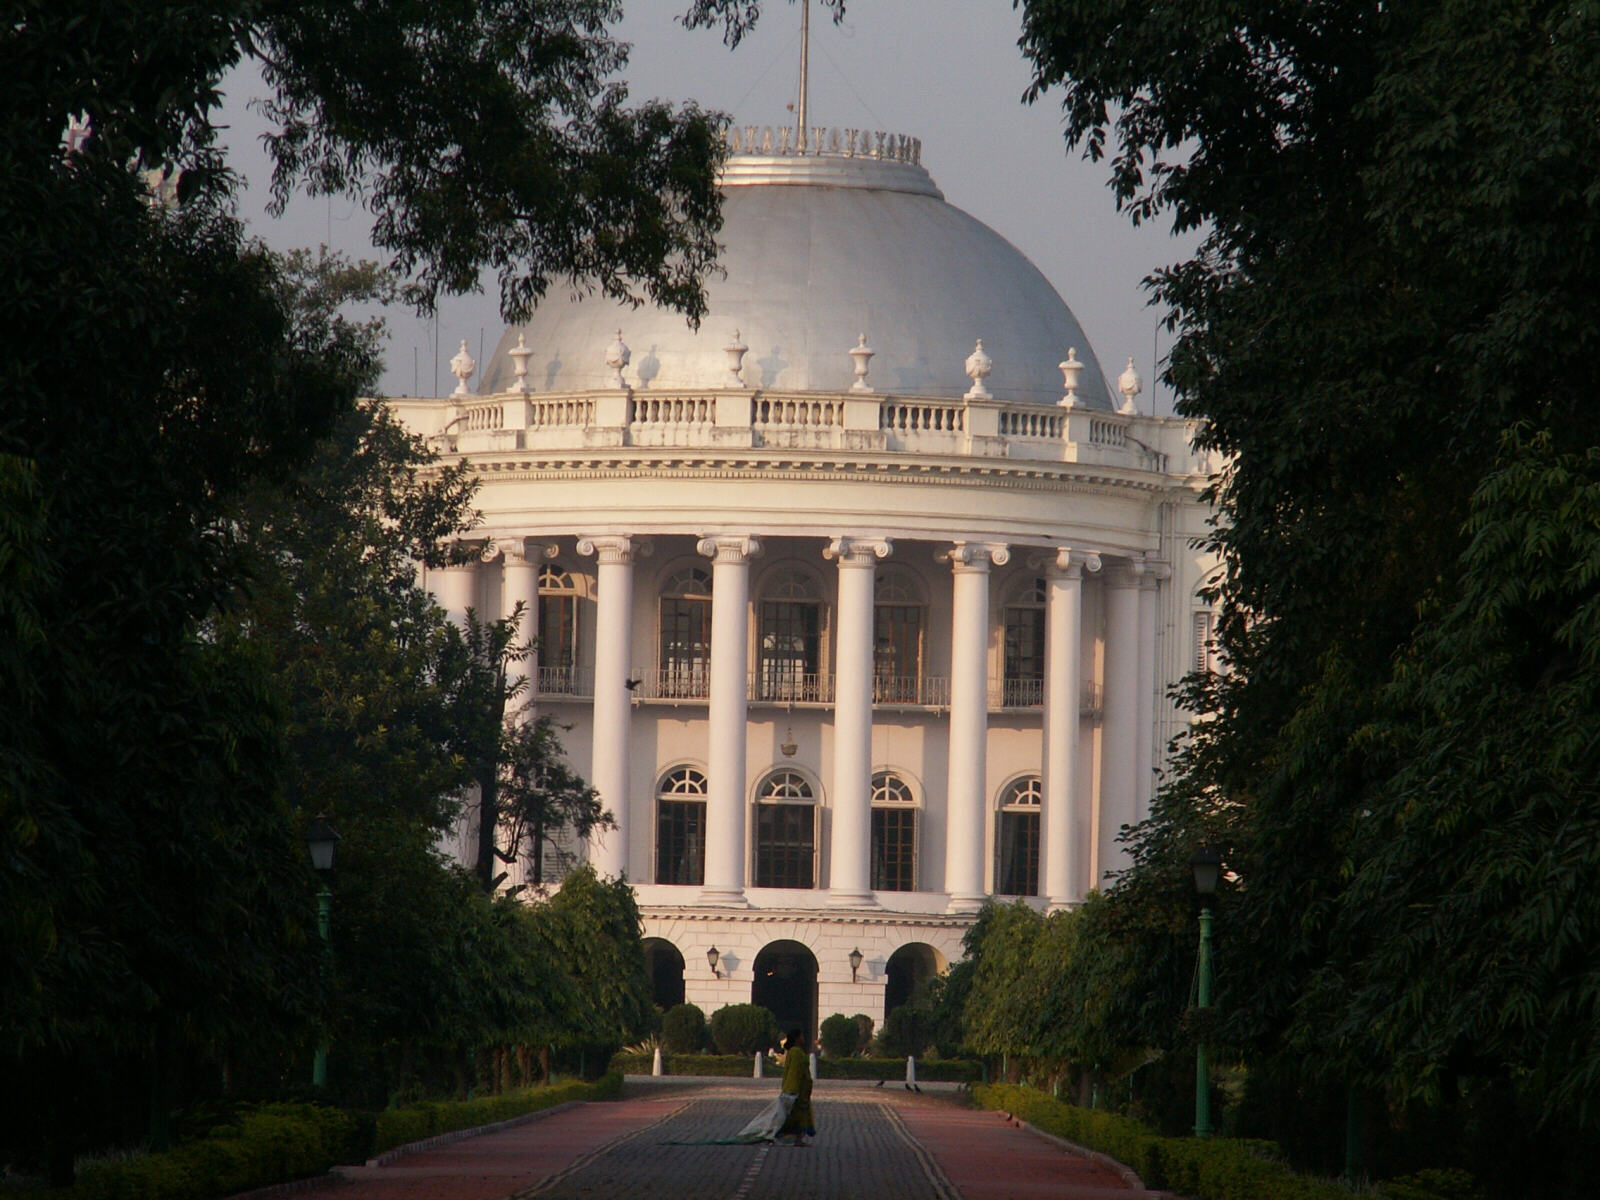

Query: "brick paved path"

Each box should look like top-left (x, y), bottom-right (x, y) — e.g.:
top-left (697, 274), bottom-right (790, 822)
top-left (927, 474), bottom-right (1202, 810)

top-left (305, 1079), bottom-right (1159, 1200)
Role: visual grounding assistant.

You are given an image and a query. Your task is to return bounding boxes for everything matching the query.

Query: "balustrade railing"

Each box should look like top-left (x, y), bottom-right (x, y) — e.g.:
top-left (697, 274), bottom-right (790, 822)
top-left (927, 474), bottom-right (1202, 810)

top-left (880, 400), bottom-right (965, 433)
top-left (998, 408), bottom-right (1063, 439)
top-left (750, 671), bottom-right (834, 704)
top-left (536, 665), bottom-right (591, 697)
top-left (631, 395), bottom-right (716, 425)
top-left (649, 666), bottom-right (711, 700)
top-left (753, 396), bottom-right (844, 429)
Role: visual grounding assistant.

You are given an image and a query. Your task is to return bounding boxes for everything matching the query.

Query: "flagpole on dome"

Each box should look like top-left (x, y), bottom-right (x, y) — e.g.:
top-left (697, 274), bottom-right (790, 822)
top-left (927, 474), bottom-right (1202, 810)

top-left (796, 0), bottom-right (810, 152)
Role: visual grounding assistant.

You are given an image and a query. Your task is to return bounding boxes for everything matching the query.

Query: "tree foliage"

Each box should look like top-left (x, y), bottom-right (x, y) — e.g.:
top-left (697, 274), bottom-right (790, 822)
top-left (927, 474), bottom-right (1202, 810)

top-left (1017, 0), bottom-right (1600, 1185)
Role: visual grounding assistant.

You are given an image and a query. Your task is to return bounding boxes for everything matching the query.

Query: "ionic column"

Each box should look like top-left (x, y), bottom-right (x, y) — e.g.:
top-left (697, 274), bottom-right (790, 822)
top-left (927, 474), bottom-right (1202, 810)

top-left (1040, 548), bottom-right (1100, 907)
top-left (942, 541), bottom-right (1008, 913)
top-left (1135, 558), bottom-right (1170, 817)
top-left (698, 535), bottom-right (762, 906)
top-left (824, 537), bottom-right (892, 908)
top-left (428, 551), bottom-right (480, 629)
top-left (577, 535), bottom-right (646, 879)
top-left (500, 540), bottom-right (548, 716)
top-left (1099, 558), bottom-right (1141, 885)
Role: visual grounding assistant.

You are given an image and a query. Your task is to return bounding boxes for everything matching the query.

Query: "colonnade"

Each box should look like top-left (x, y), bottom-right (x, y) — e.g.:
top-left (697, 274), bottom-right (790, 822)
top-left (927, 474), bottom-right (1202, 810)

top-left (427, 533), bottom-right (1166, 910)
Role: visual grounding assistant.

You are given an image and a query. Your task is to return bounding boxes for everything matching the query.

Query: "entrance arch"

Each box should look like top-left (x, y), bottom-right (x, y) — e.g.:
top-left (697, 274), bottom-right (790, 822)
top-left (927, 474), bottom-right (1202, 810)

top-left (751, 940), bottom-right (818, 1040)
top-left (884, 942), bottom-right (945, 1018)
top-left (642, 938), bottom-right (685, 1011)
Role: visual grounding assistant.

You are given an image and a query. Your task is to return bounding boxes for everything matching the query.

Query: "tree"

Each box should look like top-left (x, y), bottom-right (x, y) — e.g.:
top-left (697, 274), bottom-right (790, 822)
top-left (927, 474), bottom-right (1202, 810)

top-left (1016, 0), bottom-right (1600, 1183)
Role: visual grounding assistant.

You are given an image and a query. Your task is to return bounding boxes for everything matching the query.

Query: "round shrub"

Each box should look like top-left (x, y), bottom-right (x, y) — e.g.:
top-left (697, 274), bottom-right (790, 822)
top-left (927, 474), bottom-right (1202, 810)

top-left (661, 1002), bottom-right (707, 1053)
top-left (709, 1003), bottom-right (780, 1055)
top-left (819, 1012), bottom-right (860, 1058)
top-left (852, 1013), bottom-right (874, 1051)
top-left (877, 1004), bottom-right (931, 1057)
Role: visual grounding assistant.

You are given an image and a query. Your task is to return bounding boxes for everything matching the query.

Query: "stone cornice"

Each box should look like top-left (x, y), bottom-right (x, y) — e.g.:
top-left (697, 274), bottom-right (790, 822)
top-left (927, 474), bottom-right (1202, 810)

top-left (639, 905), bottom-right (978, 929)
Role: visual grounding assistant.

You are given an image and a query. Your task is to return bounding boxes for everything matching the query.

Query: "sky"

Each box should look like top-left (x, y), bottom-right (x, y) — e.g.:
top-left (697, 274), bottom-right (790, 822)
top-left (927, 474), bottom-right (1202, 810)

top-left (223, 2), bottom-right (1194, 413)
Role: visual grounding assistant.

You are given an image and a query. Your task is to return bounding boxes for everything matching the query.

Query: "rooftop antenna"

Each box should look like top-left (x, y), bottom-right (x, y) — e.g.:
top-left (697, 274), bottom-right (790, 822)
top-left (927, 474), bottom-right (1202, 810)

top-left (796, 0), bottom-right (810, 152)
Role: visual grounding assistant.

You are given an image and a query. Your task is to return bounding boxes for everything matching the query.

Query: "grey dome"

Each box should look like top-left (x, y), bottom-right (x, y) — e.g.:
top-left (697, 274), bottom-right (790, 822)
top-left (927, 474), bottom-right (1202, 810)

top-left (481, 145), bottom-right (1111, 409)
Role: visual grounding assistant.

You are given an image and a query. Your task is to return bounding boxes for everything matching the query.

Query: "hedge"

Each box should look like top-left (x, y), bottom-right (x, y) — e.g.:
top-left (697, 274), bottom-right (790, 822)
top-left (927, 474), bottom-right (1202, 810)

top-left (610, 1051), bottom-right (780, 1077)
top-left (609, 1052), bottom-right (980, 1083)
top-left (372, 1073), bottom-right (620, 1153)
top-left (56, 1104), bottom-right (358, 1200)
top-left (972, 1085), bottom-right (1476, 1200)
top-left (44, 1075), bottom-right (622, 1200)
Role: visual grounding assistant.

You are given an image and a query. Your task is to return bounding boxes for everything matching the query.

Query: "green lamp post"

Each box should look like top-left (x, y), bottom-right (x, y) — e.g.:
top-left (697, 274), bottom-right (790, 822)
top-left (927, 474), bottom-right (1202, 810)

top-left (1190, 846), bottom-right (1221, 1139)
top-left (305, 816), bottom-right (339, 1088)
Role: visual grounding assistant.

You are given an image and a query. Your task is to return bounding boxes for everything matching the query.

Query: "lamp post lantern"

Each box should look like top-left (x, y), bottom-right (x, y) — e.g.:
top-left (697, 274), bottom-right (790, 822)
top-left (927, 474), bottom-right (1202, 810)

top-left (305, 816), bottom-right (339, 1088)
top-left (1190, 847), bottom-right (1220, 1138)
top-left (849, 947), bottom-right (863, 983)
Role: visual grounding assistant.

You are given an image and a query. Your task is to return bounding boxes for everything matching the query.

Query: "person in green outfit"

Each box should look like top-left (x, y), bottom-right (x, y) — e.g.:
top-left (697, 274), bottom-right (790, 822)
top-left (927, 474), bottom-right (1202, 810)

top-left (777, 1028), bottom-right (815, 1146)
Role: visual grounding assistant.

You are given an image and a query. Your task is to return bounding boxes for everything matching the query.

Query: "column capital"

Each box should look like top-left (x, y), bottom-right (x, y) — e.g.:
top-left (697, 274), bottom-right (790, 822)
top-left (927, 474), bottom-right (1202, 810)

top-left (1102, 554), bottom-right (1144, 587)
top-left (501, 539), bottom-right (559, 567)
top-left (697, 534), bottom-right (763, 564)
top-left (1135, 555), bottom-right (1173, 586)
top-left (577, 534), bottom-right (651, 565)
top-left (1029, 547), bottom-right (1103, 578)
top-left (939, 540), bottom-right (1009, 572)
top-left (824, 536), bottom-right (893, 566)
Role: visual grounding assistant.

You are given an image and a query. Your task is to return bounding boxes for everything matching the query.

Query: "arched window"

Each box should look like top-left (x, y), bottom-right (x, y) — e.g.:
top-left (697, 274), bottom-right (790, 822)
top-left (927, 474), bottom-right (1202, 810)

top-left (996, 776), bottom-right (1042, 896)
top-left (655, 767), bottom-right (707, 885)
top-left (759, 570), bottom-right (826, 702)
top-left (1002, 577), bottom-right (1047, 707)
top-left (874, 572), bottom-right (926, 704)
top-left (539, 564), bottom-right (581, 693)
top-left (753, 769), bottom-right (817, 888)
top-left (658, 565), bottom-right (712, 698)
top-left (870, 771), bottom-right (918, 892)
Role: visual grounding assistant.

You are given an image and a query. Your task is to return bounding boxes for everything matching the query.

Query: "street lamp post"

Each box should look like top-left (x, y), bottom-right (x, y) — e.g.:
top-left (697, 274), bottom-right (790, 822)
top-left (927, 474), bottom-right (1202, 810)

top-left (306, 816), bottom-right (339, 1089)
top-left (1190, 847), bottom-right (1221, 1139)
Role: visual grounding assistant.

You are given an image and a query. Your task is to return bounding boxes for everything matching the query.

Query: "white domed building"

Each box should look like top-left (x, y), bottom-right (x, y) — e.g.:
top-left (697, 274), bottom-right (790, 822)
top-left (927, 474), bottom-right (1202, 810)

top-left (390, 126), bottom-right (1218, 1038)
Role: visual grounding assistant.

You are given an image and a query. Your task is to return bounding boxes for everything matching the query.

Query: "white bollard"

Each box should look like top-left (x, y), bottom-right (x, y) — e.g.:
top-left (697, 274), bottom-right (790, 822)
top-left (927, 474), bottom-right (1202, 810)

top-left (906, 1055), bottom-right (917, 1085)
top-left (754, 1050), bottom-right (764, 1079)
top-left (809, 1050), bottom-right (819, 1080)
top-left (652, 1046), bottom-right (663, 1077)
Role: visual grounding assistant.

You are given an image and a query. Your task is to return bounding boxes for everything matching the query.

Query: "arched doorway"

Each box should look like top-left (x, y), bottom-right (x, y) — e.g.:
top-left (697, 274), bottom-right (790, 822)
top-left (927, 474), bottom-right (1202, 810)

top-left (642, 938), bottom-right (685, 1011)
top-left (751, 940), bottom-right (818, 1039)
top-left (884, 943), bottom-right (944, 1018)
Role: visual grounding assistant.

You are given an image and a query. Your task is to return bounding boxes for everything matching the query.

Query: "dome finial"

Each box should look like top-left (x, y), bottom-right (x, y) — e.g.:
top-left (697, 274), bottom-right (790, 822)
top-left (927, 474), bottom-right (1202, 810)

top-left (722, 329), bottom-right (749, 388)
top-left (1117, 356), bottom-right (1142, 414)
top-left (849, 334), bottom-right (875, 393)
top-left (964, 339), bottom-right (993, 400)
top-left (605, 329), bottom-right (631, 389)
top-left (1058, 348), bottom-right (1083, 409)
top-left (449, 339), bottom-right (477, 396)
top-left (508, 334), bottom-right (533, 394)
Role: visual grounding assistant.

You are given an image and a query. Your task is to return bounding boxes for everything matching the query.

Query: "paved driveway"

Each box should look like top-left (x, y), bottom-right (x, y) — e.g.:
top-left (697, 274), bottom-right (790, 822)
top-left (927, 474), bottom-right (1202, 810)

top-left (307, 1078), bottom-right (1160, 1200)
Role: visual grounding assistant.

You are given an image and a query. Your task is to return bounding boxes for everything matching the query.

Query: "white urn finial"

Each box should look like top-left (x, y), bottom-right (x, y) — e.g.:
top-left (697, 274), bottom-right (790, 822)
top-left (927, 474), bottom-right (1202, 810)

top-left (508, 334), bottom-right (533, 393)
top-left (1058, 348), bottom-right (1084, 408)
top-left (1117, 356), bottom-right (1142, 414)
top-left (604, 328), bottom-right (631, 389)
top-left (449, 339), bottom-right (477, 396)
top-left (964, 339), bottom-right (993, 400)
top-left (722, 329), bottom-right (749, 388)
top-left (849, 333), bottom-right (875, 393)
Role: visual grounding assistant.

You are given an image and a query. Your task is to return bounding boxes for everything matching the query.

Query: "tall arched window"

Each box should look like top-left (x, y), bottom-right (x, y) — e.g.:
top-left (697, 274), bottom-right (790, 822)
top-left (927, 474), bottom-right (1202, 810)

top-left (539, 564), bottom-right (581, 693)
top-left (870, 771), bottom-right (918, 892)
top-left (658, 565), bottom-right (712, 698)
top-left (655, 767), bottom-right (707, 885)
top-left (759, 570), bottom-right (826, 702)
top-left (1002, 577), bottom-right (1047, 707)
top-left (753, 770), bottom-right (817, 888)
top-left (873, 572), bottom-right (926, 704)
top-left (996, 776), bottom-right (1042, 896)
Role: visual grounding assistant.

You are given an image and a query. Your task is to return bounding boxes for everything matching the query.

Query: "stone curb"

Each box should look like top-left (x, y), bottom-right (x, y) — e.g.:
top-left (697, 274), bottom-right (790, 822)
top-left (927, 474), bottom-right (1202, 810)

top-left (995, 1108), bottom-right (1183, 1198)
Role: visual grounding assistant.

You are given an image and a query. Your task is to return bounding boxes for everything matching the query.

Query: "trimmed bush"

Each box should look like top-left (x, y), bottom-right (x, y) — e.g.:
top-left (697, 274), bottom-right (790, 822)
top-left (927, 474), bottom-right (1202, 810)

top-left (876, 1003), bottom-right (932, 1057)
top-left (610, 1052), bottom-right (779, 1077)
top-left (709, 1003), bottom-right (780, 1056)
top-left (816, 1056), bottom-right (981, 1082)
top-left (852, 1013), bottom-right (874, 1051)
top-left (661, 1002), bottom-right (707, 1054)
top-left (819, 1012), bottom-right (860, 1058)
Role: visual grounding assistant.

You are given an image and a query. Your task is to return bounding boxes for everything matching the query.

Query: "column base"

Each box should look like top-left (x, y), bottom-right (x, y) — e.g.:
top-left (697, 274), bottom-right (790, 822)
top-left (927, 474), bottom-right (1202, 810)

top-left (698, 886), bottom-right (749, 908)
top-left (1046, 896), bottom-right (1081, 913)
top-left (826, 888), bottom-right (880, 910)
top-left (945, 891), bottom-right (987, 915)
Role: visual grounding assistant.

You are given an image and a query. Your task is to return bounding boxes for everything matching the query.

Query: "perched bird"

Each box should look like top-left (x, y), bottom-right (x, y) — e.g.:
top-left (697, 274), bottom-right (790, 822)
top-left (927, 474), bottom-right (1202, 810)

top-left (904, 1083), bottom-right (912, 1091)
top-left (913, 1084), bottom-right (922, 1093)
top-left (875, 1080), bottom-right (884, 1087)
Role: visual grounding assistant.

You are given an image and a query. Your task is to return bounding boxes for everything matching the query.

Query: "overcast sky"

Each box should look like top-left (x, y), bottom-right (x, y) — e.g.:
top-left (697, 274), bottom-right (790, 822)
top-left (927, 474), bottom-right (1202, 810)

top-left (223, 1), bottom-right (1194, 413)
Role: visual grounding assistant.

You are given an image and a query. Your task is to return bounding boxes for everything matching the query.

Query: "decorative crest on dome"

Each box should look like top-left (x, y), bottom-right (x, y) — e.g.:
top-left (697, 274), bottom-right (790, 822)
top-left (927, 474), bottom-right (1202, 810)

top-left (449, 339), bottom-right (476, 396)
top-left (605, 329), bottom-right (631, 389)
top-left (724, 124), bottom-right (921, 166)
top-left (963, 340), bottom-right (993, 400)
top-left (849, 334), bottom-right (875, 393)
top-left (722, 330), bottom-right (749, 388)
top-left (508, 334), bottom-right (533, 393)
top-left (1117, 356), bottom-right (1142, 415)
